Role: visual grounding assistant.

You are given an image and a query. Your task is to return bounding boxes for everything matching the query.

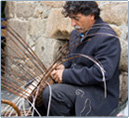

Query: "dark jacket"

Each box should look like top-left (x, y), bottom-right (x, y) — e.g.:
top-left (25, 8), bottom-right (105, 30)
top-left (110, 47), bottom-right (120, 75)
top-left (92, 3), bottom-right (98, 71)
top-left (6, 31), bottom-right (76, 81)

top-left (62, 17), bottom-right (121, 116)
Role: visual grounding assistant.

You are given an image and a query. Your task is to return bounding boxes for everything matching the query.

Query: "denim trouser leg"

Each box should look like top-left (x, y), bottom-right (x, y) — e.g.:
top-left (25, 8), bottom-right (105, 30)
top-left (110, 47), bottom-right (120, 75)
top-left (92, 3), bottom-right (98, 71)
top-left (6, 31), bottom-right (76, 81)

top-left (42, 83), bottom-right (77, 116)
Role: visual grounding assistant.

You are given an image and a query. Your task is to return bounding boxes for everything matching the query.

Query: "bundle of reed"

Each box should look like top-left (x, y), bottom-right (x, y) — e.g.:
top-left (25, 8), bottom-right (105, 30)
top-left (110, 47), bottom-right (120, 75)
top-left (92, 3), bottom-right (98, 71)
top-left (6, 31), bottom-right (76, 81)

top-left (1, 20), bottom-right (69, 116)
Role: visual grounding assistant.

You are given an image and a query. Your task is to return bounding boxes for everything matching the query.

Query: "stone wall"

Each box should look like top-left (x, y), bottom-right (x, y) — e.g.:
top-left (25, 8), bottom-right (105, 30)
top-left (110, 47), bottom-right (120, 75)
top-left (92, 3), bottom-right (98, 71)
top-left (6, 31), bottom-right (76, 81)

top-left (5, 1), bottom-right (128, 104)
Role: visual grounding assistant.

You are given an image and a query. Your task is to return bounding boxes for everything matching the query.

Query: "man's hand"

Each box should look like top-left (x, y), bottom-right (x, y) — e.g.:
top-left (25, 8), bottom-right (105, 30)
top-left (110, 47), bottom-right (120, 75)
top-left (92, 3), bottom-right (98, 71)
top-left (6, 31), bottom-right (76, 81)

top-left (51, 64), bottom-right (65, 83)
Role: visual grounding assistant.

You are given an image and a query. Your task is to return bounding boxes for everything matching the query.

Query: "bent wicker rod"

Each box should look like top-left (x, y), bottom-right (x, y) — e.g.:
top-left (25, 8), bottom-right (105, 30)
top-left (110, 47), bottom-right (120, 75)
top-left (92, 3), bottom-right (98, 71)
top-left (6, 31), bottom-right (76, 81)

top-left (1, 99), bottom-right (21, 116)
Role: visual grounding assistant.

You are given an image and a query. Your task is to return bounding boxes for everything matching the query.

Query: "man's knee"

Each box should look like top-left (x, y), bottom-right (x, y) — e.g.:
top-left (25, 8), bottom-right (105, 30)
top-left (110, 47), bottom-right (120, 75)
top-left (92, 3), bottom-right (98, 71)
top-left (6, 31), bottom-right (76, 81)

top-left (42, 84), bottom-right (65, 105)
top-left (42, 84), bottom-right (60, 104)
top-left (42, 84), bottom-right (75, 116)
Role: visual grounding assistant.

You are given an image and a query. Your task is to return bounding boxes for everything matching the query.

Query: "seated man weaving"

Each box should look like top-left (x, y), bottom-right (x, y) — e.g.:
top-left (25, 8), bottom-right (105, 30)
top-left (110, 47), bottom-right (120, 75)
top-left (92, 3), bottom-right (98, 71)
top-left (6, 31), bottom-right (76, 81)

top-left (41, 1), bottom-right (121, 116)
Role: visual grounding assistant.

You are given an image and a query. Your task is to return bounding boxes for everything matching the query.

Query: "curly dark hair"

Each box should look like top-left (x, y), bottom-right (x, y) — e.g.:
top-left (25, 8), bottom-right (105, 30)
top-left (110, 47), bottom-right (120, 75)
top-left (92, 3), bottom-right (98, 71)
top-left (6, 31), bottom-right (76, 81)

top-left (62, 1), bottom-right (100, 20)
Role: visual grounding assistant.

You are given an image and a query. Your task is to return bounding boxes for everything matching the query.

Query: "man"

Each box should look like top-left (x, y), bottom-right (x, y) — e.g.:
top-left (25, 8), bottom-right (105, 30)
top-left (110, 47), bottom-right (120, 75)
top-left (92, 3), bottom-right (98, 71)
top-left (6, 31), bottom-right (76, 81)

top-left (42, 1), bottom-right (121, 116)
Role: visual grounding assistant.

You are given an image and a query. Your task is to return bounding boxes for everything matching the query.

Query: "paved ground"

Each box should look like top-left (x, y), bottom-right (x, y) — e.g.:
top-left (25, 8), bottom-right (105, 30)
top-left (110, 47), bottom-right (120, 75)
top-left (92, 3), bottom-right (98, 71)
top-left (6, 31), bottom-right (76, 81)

top-left (1, 88), bottom-right (30, 112)
top-left (1, 89), bottom-right (17, 110)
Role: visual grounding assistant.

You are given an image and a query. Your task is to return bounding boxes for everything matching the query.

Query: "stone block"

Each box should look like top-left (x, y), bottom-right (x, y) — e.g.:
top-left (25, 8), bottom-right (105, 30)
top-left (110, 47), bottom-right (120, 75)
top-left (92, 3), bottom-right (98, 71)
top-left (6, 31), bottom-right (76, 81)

top-left (8, 19), bottom-right (28, 41)
top-left (35, 37), bottom-right (67, 68)
top-left (27, 18), bottom-right (46, 41)
top-left (34, 4), bottom-right (51, 19)
top-left (40, 1), bottom-right (65, 8)
top-left (5, 1), bottom-right (16, 19)
top-left (6, 19), bottom-right (28, 59)
top-left (109, 24), bottom-right (121, 37)
top-left (119, 39), bottom-right (128, 72)
top-left (16, 2), bottom-right (35, 19)
top-left (119, 71), bottom-right (128, 104)
top-left (119, 23), bottom-right (128, 41)
top-left (100, 2), bottom-right (128, 26)
top-left (34, 7), bottom-right (44, 19)
top-left (45, 8), bottom-right (73, 39)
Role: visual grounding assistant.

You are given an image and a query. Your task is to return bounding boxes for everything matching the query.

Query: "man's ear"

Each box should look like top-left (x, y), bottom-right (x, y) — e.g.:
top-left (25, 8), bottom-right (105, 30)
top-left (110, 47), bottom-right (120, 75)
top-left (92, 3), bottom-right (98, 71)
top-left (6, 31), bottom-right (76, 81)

top-left (90, 14), bottom-right (95, 21)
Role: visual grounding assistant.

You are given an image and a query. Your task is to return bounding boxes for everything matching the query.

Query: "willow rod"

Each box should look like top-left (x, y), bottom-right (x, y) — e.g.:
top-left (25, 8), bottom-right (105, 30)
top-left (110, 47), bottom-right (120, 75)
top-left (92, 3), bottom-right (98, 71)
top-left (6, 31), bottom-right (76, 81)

top-left (1, 40), bottom-right (42, 82)
top-left (1, 99), bottom-right (21, 116)
top-left (1, 49), bottom-right (40, 83)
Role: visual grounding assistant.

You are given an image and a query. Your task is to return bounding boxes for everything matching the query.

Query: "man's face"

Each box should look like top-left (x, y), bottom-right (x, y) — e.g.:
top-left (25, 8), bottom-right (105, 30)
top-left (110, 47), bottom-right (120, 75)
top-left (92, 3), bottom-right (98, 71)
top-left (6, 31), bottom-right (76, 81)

top-left (70, 13), bottom-right (95, 33)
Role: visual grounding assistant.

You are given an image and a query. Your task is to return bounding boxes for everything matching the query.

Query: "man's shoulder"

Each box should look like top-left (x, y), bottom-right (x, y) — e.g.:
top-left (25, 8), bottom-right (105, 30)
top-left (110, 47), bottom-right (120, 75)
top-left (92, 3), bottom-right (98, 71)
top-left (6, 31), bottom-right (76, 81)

top-left (92, 18), bottom-right (119, 45)
top-left (100, 24), bottom-right (117, 36)
top-left (96, 17), bottom-right (117, 36)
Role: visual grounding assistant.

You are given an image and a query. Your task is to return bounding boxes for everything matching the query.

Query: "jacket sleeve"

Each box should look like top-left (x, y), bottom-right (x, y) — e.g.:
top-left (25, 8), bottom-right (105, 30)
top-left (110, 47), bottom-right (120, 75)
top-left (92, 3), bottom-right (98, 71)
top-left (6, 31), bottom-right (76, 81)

top-left (62, 36), bottom-right (121, 86)
top-left (62, 60), bottom-right (72, 68)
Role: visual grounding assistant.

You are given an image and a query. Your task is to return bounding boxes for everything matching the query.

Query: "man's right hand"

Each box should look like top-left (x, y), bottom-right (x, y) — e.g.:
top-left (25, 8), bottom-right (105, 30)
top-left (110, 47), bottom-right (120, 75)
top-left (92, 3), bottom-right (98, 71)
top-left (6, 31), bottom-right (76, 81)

top-left (51, 64), bottom-right (65, 83)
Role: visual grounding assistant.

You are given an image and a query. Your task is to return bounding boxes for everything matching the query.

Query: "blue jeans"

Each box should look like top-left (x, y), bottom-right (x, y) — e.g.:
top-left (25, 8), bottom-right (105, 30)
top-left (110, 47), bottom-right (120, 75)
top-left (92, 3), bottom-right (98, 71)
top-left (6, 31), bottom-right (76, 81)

top-left (42, 83), bottom-right (78, 116)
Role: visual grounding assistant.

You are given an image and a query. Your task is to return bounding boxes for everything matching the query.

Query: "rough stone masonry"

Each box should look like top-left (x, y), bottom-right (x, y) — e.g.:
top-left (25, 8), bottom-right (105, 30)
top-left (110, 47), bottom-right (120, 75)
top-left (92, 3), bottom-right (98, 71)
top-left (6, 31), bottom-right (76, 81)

top-left (4, 1), bottom-right (128, 104)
